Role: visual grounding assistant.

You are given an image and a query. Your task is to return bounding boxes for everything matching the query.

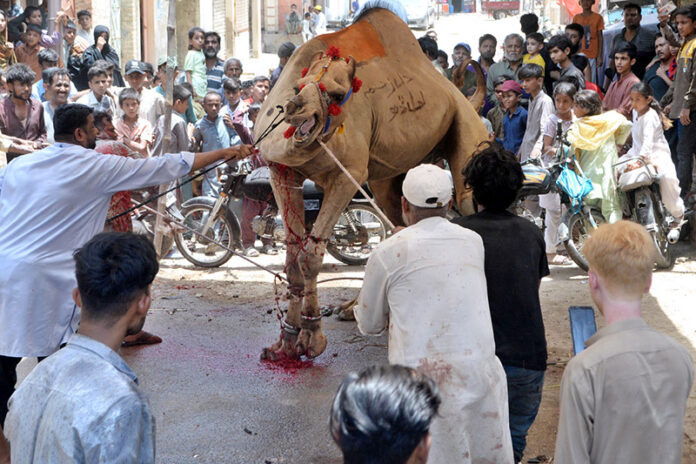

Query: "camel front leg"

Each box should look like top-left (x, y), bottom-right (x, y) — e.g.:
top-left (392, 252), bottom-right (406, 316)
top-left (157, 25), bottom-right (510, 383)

top-left (296, 176), bottom-right (358, 358)
top-left (261, 164), bottom-right (307, 361)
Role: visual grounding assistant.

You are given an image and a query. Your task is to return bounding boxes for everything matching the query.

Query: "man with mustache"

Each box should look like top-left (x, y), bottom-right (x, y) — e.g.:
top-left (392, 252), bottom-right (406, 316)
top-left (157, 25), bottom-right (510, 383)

top-left (204, 31), bottom-right (225, 93)
top-left (486, 33), bottom-right (525, 102)
top-left (41, 67), bottom-right (70, 142)
top-left (0, 63), bottom-right (46, 163)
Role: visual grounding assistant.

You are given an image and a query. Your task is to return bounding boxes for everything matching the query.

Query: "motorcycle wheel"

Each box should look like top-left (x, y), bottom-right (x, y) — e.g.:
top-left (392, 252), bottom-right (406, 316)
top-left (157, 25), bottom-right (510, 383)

top-left (562, 208), bottom-right (605, 272)
top-left (173, 200), bottom-right (236, 268)
top-left (327, 204), bottom-right (387, 266)
top-left (651, 228), bottom-right (674, 269)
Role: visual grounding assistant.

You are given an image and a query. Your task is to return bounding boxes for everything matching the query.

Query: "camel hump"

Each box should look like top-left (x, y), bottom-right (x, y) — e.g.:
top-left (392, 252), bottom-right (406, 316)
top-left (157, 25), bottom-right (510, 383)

top-left (353, 0), bottom-right (408, 24)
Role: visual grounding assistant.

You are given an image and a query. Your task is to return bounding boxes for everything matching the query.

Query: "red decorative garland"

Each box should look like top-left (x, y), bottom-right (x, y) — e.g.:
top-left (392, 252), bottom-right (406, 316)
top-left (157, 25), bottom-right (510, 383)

top-left (352, 78), bottom-right (362, 93)
top-left (327, 103), bottom-right (342, 116)
top-left (299, 84), bottom-right (306, 90)
top-left (283, 126), bottom-right (297, 139)
top-left (318, 83), bottom-right (326, 92)
top-left (301, 67), bottom-right (308, 77)
top-left (326, 46), bottom-right (341, 59)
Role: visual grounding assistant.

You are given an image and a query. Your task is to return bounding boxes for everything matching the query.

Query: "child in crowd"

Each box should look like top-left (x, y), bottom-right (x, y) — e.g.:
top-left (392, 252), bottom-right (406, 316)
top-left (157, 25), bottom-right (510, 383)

top-left (184, 26), bottom-right (207, 99)
top-left (301, 12), bottom-right (312, 43)
top-left (548, 34), bottom-right (585, 91)
top-left (567, 89), bottom-right (630, 223)
top-left (115, 87), bottom-right (153, 157)
top-left (498, 79), bottom-right (527, 156)
top-left (523, 32), bottom-right (546, 76)
top-left (192, 91), bottom-right (232, 196)
top-left (77, 66), bottom-right (116, 115)
top-left (487, 75), bottom-right (512, 140)
top-left (536, 82), bottom-right (577, 265)
top-left (660, 5), bottom-right (696, 197)
top-left (520, 63), bottom-right (554, 161)
top-left (603, 43), bottom-right (640, 118)
top-left (627, 83), bottom-right (684, 238)
top-left (565, 23), bottom-right (592, 83)
top-left (14, 24), bottom-right (43, 83)
top-left (572, 0), bottom-right (604, 83)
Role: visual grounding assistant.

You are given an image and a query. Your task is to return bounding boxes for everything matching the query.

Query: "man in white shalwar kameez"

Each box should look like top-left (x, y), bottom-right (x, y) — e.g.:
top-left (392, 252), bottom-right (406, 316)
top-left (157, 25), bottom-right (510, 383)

top-left (354, 164), bottom-right (513, 464)
top-left (0, 104), bottom-right (253, 423)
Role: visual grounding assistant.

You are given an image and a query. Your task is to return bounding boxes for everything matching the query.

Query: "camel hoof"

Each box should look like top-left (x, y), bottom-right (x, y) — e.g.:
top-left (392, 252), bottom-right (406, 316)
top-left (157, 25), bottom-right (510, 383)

top-left (297, 327), bottom-right (327, 359)
top-left (261, 333), bottom-right (299, 361)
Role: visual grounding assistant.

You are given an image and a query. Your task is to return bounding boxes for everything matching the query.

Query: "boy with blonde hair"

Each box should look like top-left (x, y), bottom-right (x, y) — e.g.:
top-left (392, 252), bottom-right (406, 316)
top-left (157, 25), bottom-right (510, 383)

top-left (555, 221), bottom-right (694, 464)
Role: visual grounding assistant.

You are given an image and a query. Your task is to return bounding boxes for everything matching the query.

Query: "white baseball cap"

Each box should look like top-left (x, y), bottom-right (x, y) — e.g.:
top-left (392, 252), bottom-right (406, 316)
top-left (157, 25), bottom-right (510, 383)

top-left (402, 164), bottom-right (452, 208)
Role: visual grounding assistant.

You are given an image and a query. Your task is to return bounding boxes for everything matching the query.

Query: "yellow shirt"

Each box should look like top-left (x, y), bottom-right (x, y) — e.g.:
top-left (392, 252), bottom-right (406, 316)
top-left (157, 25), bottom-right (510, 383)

top-left (523, 53), bottom-right (546, 74)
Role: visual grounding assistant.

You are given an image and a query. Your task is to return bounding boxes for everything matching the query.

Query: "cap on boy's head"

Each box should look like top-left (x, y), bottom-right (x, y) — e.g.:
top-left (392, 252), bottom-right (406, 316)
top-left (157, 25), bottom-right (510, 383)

top-left (500, 80), bottom-right (523, 94)
top-left (125, 60), bottom-right (145, 75)
top-left (25, 24), bottom-right (42, 35)
top-left (314, 5), bottom-right (323, 10)
top-left (65, 20), bottom-right (77, 30)
top-left (455, 42), bottom-right (471, 53)
top-left (402, 164), bottom-right (452, 208)
top-left (277, 42), bottom-right (296, 58)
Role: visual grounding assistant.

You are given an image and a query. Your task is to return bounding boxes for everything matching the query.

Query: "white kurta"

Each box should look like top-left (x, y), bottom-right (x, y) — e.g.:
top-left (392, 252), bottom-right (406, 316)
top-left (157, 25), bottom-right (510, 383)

top-left (355, 216), bottom-right (513, 464)
top-left (626, 109), bottom-right (684, 219)
top-left (0, 143), bottom-right (194, 357)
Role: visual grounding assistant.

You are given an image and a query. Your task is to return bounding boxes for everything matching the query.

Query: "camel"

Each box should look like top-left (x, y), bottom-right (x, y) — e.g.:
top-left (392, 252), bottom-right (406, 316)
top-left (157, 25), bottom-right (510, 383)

top-left (255, 2), bottom-right (488, 360)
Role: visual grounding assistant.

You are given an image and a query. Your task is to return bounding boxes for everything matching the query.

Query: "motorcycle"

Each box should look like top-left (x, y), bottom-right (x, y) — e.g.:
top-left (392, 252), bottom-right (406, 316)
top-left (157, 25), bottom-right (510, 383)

top-left (613, 157), bottom-right (678, 269)
top-left (173, 161), bottom-right (388, 268)
top-left (518, 121), bottom-right (605, 271)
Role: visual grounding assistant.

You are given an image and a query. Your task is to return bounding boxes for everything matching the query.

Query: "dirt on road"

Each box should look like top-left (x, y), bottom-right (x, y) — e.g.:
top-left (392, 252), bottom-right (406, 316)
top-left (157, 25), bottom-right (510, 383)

top-left (141, 242), bottom-right (696, 463)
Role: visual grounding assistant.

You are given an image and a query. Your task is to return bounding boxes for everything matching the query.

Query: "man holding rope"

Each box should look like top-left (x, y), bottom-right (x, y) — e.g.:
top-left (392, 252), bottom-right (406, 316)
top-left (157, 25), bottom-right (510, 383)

top-left (0, 104), bottom-right (253, 424)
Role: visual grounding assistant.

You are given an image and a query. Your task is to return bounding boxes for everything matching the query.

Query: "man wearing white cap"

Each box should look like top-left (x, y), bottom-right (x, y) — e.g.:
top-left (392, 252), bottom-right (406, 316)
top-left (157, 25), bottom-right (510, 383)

top-left (354, 164), bottom-right (514, 464)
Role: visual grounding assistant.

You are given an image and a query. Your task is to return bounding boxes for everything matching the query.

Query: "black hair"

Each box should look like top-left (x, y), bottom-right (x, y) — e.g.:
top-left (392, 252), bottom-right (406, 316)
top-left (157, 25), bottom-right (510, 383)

top-left (526, 32), bottom-right (545, 44)
top-left (188, 26), bottom-right (205, 49)
top-left (305, 12), bottom-right (311, 18)
top-left (54, 104), bottom-right (93, 138)
top-left (417, 36), bottom-right (438, 60)
top-left (87, 66), bottom-right (108, 81)
top-left (173, 84), bottom-right (192, 103)
top-left (520, 13), bottom-right (539, 34)
top-left (547, 34), bottom-right (572, 54)
top-left (437, 50), bottom-right (448, 66)
top-left (74, 233), bottom-right (158, 323)
top-left (204, 31), bottom-right (221, 44)
top-left (252, 75), bottom-right (270, 84)
top-left (92, 109), bottom-right (112, 130)
top-left (330, 365), bottom-right (441, 464)
top-left (631, 82), bottom-right (672, 129)
top-left (241, 79), bottom-right (254, 89)
top-left (479, 33), bottom-right (497, 47)
top-left (23, 6), bottom-right (40, 20)
top-left (223, 77), bottom-right (242, 92)
top-left (38, 48), bottom-right (59, 66)
top-left (623, 2), bottom-right (641, 13)
top-left (673, 5), bottom-right (696, 20)
top-left (44, 67), bottom-right (69, 85)
top-left (463, 142), bottom-right (523, 210)
top-left (574, 89), bottom-right (603, 116)
top-left (24, 24), bottom-right (42, 36)
top-left (77, 9), bottom-right (91, 19)
top-left (5, 63), bottom-right (36, 85)
top-left (93, 59), bottom-right (116, 72)
top-left (493, 74), bottom-right (513, 88)
top-left (614, 42), bottom-right (637, 60)
top-left (119, 87), bottom-right (140, 107)
top-left (553, 81), bottom-right (577, 99)
top-left (519, 63), bottom-right (543, 79)
top-left (204, 90), bottom-right (222, 102)
top-left (565, 23), bottom-right (585, 39)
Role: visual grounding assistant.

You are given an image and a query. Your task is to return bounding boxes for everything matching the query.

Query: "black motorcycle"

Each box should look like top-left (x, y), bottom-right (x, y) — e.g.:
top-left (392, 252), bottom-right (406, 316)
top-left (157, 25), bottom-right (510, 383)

top-left (613, 157), bottom-right (678, 269)
top-left (173, 162), bottom-right (387, 268)
top-left (518, 122), bottom-right (605, 271)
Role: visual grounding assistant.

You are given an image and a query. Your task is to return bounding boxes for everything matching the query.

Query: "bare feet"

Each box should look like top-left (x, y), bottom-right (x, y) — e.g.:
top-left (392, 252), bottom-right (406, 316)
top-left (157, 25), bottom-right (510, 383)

top-left (122, 330), bottom-right (163, 347)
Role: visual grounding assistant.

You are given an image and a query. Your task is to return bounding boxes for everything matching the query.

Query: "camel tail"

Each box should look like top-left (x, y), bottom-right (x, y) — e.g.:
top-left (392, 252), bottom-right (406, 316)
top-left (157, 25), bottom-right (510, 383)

top-left (353, 0), bottom-right (408, 24)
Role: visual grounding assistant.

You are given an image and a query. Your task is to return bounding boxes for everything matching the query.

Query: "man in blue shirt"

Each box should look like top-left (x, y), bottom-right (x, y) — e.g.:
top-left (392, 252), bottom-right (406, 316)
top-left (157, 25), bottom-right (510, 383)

top-left (203, 31), bottom-right (225, 92)
top-left (498, 79), bottom-right (527, 156)
top-left (192, 91), bottom-right (240, 195)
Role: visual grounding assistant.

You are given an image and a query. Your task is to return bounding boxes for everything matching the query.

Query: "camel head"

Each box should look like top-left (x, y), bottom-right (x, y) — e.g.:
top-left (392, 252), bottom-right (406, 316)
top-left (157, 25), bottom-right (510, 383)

top-left (283, 46), bottom-right (361, 148)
